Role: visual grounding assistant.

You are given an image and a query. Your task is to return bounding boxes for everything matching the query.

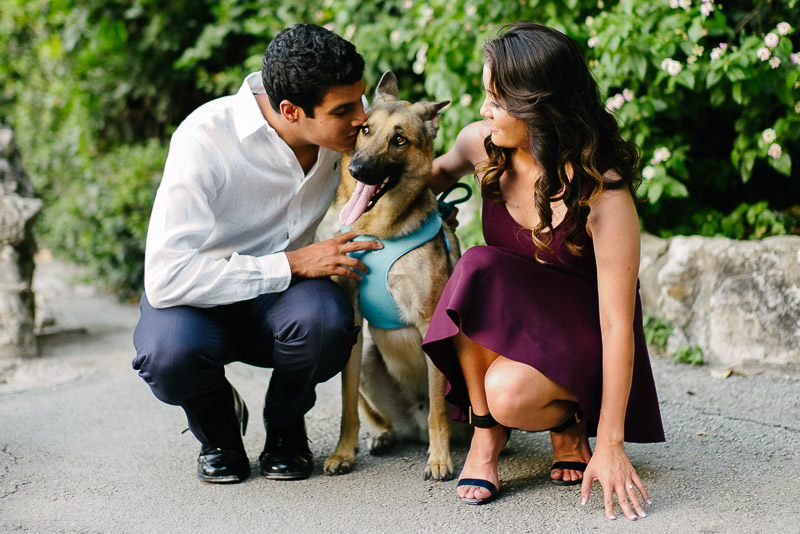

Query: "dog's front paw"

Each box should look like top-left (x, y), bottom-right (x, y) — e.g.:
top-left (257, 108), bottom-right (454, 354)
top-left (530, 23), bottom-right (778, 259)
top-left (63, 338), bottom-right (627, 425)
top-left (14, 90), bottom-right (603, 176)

top-left (366, 430), bottom-right (395, 455)
top-left (323, 453), bottom-right (356, 476)
top-left (424, 458), bottom-right (455, 481)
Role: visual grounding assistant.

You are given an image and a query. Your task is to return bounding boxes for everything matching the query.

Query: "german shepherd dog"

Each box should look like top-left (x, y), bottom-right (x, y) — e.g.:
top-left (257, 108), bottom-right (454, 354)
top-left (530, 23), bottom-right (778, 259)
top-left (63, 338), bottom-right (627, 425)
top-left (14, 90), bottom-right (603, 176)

top-left (323, 72), bottom-right (459, 480)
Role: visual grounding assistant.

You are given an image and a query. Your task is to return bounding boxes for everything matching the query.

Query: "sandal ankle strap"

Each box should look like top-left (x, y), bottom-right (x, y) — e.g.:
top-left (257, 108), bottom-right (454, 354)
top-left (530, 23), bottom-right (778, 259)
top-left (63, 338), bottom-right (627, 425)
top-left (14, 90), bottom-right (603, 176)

top-left (468, 407), bottom-right (500, 428)
top-left (549, 409), bottom-right (583, 434)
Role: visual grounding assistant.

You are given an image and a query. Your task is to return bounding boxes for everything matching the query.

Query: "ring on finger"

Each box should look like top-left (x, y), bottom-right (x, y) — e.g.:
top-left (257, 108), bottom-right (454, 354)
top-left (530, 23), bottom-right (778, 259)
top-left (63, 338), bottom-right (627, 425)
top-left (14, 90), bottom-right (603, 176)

top-left (626, 483), bottom-right (634, 490)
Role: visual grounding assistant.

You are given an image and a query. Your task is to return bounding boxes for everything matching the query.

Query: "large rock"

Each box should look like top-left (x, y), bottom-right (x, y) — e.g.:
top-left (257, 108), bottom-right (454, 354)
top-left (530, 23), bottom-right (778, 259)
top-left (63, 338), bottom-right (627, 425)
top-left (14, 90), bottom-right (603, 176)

top-left (0, 125), bottom-right (41, 359)
top-left (640, 233), bottom-right (800, 372)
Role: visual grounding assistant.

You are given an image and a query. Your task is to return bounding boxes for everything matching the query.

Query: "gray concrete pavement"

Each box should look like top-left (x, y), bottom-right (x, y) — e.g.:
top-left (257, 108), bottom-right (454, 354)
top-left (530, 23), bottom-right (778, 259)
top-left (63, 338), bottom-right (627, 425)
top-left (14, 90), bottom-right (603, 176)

top-left (1, 256), bottom-right (798, 533)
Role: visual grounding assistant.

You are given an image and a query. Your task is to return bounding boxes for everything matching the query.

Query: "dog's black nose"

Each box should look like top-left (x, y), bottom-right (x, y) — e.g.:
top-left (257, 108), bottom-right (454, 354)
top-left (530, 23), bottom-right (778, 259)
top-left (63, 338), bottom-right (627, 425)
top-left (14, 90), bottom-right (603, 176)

top-left (348, 160), bottom-right (364, 179)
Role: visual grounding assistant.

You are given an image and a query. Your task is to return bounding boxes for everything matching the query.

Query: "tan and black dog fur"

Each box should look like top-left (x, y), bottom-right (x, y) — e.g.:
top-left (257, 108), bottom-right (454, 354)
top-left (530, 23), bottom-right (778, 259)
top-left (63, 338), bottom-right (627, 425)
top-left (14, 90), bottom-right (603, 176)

top-left (323, 72), bottom-right (460, 480)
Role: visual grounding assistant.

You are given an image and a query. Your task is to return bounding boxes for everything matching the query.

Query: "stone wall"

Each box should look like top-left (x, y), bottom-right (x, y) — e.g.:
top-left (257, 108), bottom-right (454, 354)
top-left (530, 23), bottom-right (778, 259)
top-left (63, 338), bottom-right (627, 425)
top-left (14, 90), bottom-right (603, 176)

top-left (0, 125), bottom-right (41, 359)
top-left (640, 233), bottom-right (800, 372)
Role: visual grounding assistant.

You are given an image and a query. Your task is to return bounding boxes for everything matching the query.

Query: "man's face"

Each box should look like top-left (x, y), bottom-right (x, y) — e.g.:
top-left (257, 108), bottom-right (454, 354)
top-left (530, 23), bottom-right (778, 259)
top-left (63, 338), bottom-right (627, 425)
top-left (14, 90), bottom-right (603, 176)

top-left (298, 79), bottom-right (368, 153)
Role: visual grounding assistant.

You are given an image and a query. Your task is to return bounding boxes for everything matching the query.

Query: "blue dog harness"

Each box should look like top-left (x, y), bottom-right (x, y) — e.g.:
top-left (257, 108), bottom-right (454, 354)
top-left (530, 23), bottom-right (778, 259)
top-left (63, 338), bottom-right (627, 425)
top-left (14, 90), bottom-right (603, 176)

top-left (344, 212), bottom-right (447, 330)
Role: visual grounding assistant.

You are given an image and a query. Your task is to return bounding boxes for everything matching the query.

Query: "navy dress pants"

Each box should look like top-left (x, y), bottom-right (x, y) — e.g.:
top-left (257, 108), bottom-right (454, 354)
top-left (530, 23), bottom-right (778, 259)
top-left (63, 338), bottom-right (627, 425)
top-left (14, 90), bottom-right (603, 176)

top-left (132, 278), bottom-right (358, 451)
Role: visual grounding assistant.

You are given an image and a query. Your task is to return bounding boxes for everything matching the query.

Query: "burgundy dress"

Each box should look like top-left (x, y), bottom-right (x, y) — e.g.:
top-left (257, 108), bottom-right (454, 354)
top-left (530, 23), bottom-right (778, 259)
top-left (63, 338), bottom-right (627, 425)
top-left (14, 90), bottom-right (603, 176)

top-left (422, 193), bottom-right (665, 443)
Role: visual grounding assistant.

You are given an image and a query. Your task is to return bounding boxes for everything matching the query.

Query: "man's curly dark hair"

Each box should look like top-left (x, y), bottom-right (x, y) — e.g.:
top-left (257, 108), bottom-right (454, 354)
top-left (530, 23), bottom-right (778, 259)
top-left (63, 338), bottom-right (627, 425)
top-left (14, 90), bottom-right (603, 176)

top-left (262, 24), bottom-right (365, 118)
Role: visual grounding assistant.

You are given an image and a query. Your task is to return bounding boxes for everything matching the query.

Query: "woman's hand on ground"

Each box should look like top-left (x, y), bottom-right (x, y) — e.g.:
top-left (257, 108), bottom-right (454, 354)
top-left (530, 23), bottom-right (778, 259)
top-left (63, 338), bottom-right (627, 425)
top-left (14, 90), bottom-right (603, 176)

top-left (580, 442), bottom-right (650, 521)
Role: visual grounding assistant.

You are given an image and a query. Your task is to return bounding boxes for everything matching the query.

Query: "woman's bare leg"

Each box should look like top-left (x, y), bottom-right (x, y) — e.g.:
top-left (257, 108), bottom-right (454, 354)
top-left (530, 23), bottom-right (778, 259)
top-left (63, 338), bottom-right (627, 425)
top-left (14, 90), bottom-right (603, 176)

top-left (484, 357), bottom-right (592, 484)
top-left (452, 330), bottom-right (508, 501)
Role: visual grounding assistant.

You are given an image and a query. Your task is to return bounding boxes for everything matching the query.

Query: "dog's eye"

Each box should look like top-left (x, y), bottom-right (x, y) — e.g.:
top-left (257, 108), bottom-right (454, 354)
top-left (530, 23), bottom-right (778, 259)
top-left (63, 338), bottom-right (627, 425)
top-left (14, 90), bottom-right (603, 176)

top-left (393, 135), bottom-right (407, 146)
top-left (361, 126), bottom-right (370, 135)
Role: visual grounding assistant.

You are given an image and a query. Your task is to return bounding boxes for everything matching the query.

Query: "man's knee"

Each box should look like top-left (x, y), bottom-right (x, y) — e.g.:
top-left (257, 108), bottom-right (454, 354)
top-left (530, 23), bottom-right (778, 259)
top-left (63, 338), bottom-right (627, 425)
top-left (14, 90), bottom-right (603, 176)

top-left (133, 299), bottom-right (225, 405)
top-left (271, 280), bottom-right (358, 379)
top-left (274, 280), bottom-right (356, 348)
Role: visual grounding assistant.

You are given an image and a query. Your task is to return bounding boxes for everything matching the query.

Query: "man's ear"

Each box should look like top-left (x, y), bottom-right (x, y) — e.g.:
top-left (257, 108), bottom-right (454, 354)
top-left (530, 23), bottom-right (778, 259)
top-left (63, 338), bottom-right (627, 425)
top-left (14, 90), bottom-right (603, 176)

top-left (279, 100), bottom-right (302, 123)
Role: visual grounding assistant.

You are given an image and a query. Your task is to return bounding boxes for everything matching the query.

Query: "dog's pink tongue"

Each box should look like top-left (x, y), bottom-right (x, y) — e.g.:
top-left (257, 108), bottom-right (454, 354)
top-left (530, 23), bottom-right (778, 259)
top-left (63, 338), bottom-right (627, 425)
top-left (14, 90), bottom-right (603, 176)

top-left (339, 182), bottom-right (378, 226)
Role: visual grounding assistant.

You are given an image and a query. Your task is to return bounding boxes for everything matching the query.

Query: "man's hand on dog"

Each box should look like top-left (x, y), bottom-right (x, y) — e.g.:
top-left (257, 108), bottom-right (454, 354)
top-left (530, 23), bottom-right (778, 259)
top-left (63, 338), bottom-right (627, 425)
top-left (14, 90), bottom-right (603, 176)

top-left (285, 232), bottom-right (382, 280)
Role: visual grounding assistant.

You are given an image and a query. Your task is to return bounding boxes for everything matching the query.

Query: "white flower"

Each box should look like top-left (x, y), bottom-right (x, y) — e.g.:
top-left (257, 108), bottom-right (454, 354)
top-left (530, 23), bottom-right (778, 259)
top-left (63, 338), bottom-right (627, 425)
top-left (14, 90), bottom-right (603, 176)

top-left (642, 166), bottom-right (656, 180)
top-left (777, 22), bottom-right (792, 36)
top-left (764, 32), bottom-right (779, 48)
top-left (623, 88), bottom-right (634, 101)
top-left (586, 16), bottom-right (595, 26)
top-left (588, 36), bottom-right (599, 48)
top-left (770, 56), bottom-right (781, 69)
top-left (710, 47), bottom-right (723, 61)
top-left (466, 5), bottom-right (477, 16)
top-left (413, 45), bottom-right (427, 74)
top-left (757, 47), bottom-right (771, 61)
top-left (606, 94), bottom-right (625, 111)
top-left (762, 129), bottom-right (777, 143)
top-left (791, 52), bottom-right (800, 65)
top-left (679, 0), bottom-right (691, 9)
top-left (667, 60), bottom-right (682, 76)
top-left (460, 94), bottom-right (472, 107)
top-left (768, 143), bottom-right (782, 159)
top-left (390, 30), bottom-right (401, 43)
top-left (693, 45), bottom-right (704, 56)
top-left (701, 3), bottom-right (713, 16)
top-left (651, 147), bottom-right (672, 164)
top-left (669, 0), bottom-right (679, 8)
top-left (416, 44), bottom-right (428, 62)
top-left (404, 0), bottom-right (413, 8)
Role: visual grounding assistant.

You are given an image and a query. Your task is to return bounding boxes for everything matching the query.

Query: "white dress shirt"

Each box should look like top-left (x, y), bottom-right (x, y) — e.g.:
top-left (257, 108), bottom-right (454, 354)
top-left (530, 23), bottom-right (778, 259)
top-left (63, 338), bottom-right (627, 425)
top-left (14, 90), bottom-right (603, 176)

top-left (144, 72), bottom-right (342, 308)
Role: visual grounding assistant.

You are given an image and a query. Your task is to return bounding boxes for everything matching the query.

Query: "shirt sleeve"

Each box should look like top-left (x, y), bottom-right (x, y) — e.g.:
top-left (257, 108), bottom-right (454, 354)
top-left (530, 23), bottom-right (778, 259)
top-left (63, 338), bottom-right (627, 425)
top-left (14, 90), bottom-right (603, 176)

top-left (143, 128), bottom-right (292, 309)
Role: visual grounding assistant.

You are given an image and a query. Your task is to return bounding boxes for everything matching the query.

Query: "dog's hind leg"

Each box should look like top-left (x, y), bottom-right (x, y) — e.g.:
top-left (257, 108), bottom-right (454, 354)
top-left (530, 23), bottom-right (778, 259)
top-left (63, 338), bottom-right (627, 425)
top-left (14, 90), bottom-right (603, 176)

top-left (324, 322), bottom-right (363, 476)
top-left (424, 358), bottom-right (455, 481)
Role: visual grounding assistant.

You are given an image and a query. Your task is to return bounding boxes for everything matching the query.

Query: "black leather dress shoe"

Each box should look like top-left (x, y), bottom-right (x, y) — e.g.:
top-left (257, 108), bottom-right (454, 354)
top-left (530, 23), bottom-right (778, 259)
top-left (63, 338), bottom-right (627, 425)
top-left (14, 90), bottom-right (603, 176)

top-left (197, 448), bottom-right (251, 483)
top-left (259, 419), bottom-right (313, 480)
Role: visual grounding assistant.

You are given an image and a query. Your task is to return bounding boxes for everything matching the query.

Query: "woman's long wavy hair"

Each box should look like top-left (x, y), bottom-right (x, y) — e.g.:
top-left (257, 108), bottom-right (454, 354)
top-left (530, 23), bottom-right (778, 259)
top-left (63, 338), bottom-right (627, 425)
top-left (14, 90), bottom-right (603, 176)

top-left (476, 22), bottom-right (641, 260)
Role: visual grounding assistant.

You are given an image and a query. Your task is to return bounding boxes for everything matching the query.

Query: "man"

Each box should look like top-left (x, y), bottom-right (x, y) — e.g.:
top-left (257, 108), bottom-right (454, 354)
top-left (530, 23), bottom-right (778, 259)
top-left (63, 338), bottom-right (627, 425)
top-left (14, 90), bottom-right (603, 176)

top-left (132, 24), bottom-right (380, 484)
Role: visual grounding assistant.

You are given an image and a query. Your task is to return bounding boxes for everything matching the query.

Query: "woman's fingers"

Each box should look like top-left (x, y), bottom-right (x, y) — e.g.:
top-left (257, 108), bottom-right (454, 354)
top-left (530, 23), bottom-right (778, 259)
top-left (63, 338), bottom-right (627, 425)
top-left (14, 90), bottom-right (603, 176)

top-left (625, 482), bottom-right (647, 518)
top-left (616, 483), bottom-right (639, 521)
top-left (602, 482), bottom-right (616, 520)
top-left (584, 475), bottom-right (650, 521)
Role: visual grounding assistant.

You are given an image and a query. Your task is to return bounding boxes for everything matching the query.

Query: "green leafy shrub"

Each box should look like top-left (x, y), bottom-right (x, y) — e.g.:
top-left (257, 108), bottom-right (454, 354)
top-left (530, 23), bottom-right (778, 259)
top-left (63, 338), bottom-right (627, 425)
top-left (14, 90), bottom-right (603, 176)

top-left (662, 200), bottom-right (787, 239)
top-left (643, 313), bottom-right (674, 355)
top-left (37, 140), bottom-right (166, 300)
top-left (673, 344), bottom-right (705, 366)
top-left (2, 0), bottom-right (799, 299)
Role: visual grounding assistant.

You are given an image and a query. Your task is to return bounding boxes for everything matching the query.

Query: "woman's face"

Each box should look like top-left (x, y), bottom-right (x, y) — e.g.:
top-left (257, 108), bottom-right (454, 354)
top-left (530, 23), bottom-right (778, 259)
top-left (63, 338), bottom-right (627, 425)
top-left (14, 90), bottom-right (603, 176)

top-left (479, 63), bottom-right (529, 150)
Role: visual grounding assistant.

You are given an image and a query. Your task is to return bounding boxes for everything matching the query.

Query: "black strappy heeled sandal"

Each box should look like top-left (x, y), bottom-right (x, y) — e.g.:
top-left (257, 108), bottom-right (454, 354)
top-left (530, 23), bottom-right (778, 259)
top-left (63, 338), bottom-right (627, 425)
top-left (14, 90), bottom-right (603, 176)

top-left (457, 408), bottom-right (511, 505)
top-left (549, 408), bottom-right (590, 486)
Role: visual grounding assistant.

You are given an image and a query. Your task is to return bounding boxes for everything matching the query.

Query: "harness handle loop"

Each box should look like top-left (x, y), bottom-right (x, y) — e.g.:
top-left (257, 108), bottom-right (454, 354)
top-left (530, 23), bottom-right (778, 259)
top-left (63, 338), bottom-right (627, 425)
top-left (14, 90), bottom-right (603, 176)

top-left (437, 182), bottom-right (473, 219)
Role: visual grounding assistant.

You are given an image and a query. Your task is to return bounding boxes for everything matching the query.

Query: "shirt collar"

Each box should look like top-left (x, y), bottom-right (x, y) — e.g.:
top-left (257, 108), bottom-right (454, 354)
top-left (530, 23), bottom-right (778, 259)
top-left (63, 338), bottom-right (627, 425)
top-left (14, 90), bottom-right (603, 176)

top-left (233, 72), bottom-right (274, 142)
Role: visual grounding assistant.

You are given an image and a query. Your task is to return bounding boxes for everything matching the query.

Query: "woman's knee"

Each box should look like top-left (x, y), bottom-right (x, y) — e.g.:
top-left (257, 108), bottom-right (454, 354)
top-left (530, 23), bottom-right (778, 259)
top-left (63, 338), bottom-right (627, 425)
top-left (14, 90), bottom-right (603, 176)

top-left (484, 360), bottom-right (545, 425)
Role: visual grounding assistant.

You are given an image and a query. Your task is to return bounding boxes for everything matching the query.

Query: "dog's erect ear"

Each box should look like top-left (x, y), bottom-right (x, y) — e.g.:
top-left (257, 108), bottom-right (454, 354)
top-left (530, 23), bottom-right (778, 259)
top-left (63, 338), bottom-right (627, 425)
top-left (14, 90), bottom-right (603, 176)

top-left (373, 71), bottom-right (399, 104)
top-left (412, 100), bottom-right (451, 139)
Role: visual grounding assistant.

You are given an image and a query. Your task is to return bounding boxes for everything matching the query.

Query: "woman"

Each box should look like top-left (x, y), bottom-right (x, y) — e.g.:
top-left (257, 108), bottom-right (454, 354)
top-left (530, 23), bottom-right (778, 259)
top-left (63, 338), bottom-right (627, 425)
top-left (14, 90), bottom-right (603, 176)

top-left (422, 22), bottom-right (664, 521)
